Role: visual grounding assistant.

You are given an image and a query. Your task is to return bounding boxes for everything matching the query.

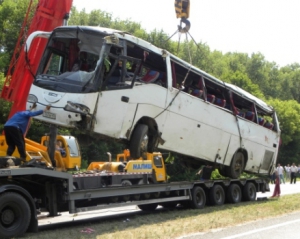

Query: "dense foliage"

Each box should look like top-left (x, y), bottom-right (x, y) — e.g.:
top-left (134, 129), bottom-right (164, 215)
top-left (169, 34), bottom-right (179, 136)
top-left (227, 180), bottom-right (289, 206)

top-left (0, 0), bottom-right (300, 166)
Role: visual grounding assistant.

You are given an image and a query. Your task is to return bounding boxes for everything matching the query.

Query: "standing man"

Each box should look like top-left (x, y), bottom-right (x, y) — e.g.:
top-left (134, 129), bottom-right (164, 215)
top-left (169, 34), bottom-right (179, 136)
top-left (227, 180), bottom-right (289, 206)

top-left (290, 163), bottom-right (298, 184)
top-left (284, 164), bottom-right (291, 181)
top-left (4, 103), bottom-right (51, 161)
top-left (276, 163), bottom-right (285, 184)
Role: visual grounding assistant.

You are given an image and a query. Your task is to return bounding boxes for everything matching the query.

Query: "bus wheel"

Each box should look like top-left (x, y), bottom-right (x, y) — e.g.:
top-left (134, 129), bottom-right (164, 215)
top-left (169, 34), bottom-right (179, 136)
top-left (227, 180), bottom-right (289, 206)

top-left (138, 203), bottom-right (158, 211)
top-left (226, 184), bottom-right (242, 203)
top-left (121, 180), bottom-right (132, 202)
top-left (209, 185), bottom-right (225, 206)
top-left (130, 124), bottom-right (149, 159)
top-left (0, 192), bottom-right (31, 238)
top-left (243, 182), bottom-right (256, 201)
top-left (227, 152), bottom-right (245, 179)
top-left (190, 186), bottom-right (206, 209)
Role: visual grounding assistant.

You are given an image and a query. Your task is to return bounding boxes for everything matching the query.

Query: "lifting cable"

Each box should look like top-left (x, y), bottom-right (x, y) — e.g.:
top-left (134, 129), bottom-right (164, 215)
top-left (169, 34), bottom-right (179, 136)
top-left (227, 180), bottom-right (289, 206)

top-left (154, 31), bottom-right (192, 120)
top-left (155, 1), bottom-right (195, 119)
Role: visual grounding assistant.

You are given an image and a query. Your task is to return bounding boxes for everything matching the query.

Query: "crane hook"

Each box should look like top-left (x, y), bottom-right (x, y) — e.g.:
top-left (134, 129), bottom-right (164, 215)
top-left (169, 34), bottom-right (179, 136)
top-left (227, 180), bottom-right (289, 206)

top-left (178, 18), bottom-right (191, 33)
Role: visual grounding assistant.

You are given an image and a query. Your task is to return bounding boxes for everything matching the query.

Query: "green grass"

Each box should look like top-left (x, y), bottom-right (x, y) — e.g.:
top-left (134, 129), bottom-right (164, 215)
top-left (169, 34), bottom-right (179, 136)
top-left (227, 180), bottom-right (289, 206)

top-left (24, 193), bottom-right (300, 239)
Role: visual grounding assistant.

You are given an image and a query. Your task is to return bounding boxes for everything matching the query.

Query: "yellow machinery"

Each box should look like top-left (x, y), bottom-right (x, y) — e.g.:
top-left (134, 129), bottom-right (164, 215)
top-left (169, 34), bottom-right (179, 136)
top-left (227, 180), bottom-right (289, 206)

top-left (174, 0), bottom-right (191, 33)
top-left (175, 0), bottom-right (190, 19)
top-left (0, 135), bottom-right (81, 171)
top-left (87, 150), bottom-right (167, 183)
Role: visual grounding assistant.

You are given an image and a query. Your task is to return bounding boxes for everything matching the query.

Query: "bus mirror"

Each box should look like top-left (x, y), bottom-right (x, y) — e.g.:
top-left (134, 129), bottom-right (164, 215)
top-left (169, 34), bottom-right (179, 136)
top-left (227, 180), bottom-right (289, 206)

top-left (25, 31), bottom-right (51, 53)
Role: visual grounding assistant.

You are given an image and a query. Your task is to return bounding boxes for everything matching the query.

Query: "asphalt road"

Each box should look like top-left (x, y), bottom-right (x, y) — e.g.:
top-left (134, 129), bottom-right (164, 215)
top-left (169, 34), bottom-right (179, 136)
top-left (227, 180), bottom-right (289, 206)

top-left (178, 182), bottom-right (300, 239)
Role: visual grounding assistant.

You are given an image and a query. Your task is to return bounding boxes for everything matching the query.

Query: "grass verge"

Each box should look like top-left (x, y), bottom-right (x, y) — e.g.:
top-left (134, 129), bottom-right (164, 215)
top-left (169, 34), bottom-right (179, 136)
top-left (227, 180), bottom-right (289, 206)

top-left (24, 194), bottom-right (300, 239)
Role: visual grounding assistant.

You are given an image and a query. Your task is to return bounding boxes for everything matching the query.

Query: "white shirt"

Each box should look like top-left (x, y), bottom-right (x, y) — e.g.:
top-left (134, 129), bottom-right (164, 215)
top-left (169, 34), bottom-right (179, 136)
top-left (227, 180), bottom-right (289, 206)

top-left (277, 166), bottom-right (284, 175)
top-left (291, 166), bottom-right (298, 173)
top-left (285, 166), bottom-right (291, 173)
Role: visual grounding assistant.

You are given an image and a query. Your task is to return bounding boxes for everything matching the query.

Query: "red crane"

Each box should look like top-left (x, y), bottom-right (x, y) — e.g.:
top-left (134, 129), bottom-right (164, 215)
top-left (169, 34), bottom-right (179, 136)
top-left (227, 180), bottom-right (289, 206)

top-left (1, 0), bottom-right (73, 119)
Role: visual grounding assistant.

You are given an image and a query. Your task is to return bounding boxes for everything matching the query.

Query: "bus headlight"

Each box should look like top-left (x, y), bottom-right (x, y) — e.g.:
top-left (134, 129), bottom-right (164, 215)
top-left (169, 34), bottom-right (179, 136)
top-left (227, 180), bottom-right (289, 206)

top-left (64, 101), bottom-right (90, 115)
top-left (27, 94), bottom-right (38, 103)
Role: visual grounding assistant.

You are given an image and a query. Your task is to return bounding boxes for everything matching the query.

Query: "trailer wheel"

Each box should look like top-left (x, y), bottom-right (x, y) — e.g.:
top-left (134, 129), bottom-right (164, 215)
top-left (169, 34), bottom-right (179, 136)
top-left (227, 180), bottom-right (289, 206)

top-left (0, 192), bottom-right (31, 238)
top-left (190, 186), bottom-right (206, 209)
top-left (130, 124), bottom-right (149, 159)
top-left (209, 184), bottom-right (225, 206)
top-left (132, 194), bottom-right (140, 201)
top-left (138, 179), bottom-right (151, 199)
top-left (226, 184), bottom-right (242, 204)
top-left (138, 203), bottom-right (158, 211)
top-left (161, 202), bottom-right (178, 209)
top-left (121, 180), bottom-right (132, 202)
top-left (243, 182), bottom-right (256, 201)
top-left (227, 152), bottom-right (245, 179)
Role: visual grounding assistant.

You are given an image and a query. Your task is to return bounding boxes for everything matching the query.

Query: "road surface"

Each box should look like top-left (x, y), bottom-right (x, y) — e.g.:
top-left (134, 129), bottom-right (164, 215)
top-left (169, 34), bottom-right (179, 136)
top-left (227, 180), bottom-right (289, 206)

top-left (178, 183), bottom-right (300, 239)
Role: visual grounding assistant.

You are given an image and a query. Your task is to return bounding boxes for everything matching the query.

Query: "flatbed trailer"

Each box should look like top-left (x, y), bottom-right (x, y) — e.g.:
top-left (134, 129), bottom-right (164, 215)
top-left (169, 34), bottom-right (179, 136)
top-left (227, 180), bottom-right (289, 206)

top-left (0, 166), bottom-right (269, 238)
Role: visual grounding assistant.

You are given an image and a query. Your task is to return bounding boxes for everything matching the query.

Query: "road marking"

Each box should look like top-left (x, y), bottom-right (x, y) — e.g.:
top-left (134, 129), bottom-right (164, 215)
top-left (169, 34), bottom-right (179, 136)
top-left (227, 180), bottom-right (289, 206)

top-left (220, 218), bottom-right (300, 239)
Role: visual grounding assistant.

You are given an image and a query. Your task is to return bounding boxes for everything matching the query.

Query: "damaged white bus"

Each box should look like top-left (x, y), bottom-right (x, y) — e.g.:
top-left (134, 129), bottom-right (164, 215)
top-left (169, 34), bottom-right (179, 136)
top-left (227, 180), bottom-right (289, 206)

top-left (26, 26), bottom-right (280, 178)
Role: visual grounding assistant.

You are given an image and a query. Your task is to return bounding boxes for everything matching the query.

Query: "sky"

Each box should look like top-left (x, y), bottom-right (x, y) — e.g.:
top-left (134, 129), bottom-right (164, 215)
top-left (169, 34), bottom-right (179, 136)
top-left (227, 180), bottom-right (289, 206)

top-left (72, 0), bottom-right (300, 67)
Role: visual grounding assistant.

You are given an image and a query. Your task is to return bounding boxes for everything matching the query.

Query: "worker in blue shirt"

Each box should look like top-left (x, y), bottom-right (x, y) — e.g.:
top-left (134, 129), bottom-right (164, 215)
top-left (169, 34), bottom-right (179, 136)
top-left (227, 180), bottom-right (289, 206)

top-left (4, 103), bottom-right (51, 160)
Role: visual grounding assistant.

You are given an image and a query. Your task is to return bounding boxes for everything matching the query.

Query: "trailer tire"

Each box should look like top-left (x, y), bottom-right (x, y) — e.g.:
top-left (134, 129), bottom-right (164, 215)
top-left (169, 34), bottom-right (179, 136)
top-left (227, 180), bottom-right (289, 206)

top-left (227, 152), bottom-right (245, 179)
top-left (121, 180), bottom-right (132, 201)
top-left (130, 124), bottom-right (149, 159)
top-left (190, 186), bottom-right (206, 209)
top-left (132, 194), bottom-right (140, 201)
top-left (209, 184), bottom-right (225, 206)
top-left (138, 203), bottom-right (158, 211)
top-left (161, 202), bottom-right (178, 209)
top-left (138, 179), bottom-right (151, 199)
top-left (243, 182), bottom-right (256, 201)
top-left (0, 192), bottom-right (31, 238)
top-left (226, 184), bottom-right (242, 204)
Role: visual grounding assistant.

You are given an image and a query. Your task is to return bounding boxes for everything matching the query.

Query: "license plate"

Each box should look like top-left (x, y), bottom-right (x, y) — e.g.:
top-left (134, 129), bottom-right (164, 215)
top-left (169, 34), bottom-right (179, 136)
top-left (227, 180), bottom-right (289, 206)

top-left (43, 111), bottom-right (56, 119)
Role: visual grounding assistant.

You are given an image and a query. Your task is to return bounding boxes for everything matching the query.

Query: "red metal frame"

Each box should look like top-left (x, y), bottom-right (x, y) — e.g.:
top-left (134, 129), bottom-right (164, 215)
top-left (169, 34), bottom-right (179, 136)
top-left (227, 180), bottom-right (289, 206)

top-left (1, 0), bottom-right (73, 119)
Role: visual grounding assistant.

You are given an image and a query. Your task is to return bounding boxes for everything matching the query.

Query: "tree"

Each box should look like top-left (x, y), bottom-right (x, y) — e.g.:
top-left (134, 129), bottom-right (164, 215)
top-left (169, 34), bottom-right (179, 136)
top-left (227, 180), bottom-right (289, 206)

top-left (0, 0), bottom-right (34, 73)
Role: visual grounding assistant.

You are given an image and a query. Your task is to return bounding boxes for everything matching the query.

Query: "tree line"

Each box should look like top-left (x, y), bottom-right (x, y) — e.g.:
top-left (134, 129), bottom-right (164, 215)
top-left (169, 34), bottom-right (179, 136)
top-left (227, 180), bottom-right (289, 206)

top-left (1, 0), bottom-right (300, 165)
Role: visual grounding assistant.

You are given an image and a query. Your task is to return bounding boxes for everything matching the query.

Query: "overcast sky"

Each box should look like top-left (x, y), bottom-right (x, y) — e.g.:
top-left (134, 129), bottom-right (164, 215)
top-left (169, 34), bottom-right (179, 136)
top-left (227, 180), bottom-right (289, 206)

top-left (72, 0), bottom-right (300, 67)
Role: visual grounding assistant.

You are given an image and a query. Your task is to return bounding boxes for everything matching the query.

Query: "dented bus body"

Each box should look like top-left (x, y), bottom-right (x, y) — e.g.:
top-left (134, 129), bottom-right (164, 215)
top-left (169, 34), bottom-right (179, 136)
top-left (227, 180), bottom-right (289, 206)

top-left (26, 26), bottom-right (280, 178)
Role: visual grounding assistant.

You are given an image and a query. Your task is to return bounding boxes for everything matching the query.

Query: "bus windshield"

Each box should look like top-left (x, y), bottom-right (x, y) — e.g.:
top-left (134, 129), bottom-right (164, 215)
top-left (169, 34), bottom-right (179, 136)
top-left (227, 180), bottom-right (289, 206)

top-left (33, 26), bottom-right (130, 93)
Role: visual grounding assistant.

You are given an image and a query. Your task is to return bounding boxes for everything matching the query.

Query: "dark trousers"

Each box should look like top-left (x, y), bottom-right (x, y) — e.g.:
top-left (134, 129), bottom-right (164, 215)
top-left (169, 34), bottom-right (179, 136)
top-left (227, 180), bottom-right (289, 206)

top-left (4, 126), bottom-right (26, 159)
top-left (291, 172), bottom-right (297, 184)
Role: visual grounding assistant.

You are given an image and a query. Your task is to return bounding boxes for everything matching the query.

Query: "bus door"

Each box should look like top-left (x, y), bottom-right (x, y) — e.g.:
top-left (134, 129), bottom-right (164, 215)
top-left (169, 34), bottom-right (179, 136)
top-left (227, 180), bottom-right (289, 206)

top-left (93, 54), bottom-right (141, 139)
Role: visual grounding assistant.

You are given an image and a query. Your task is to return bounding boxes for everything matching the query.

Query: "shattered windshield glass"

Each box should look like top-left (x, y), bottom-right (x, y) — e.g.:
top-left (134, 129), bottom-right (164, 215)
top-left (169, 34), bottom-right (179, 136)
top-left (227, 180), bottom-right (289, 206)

top-left (33, 27), bottom-right (108, 93)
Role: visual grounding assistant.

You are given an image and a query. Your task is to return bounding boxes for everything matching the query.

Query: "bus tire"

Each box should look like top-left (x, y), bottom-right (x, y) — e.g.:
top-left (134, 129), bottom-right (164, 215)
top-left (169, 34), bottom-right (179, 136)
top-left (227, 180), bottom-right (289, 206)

top-left (0, 192), bottom-right (31, 238)
top-left (242, 182), bottom-right (256, 201)
top-left (190, 186), bottom-right (206, 209)
top-left (227, 152), bottom-right (245, 179)
top-left (226, 184), bottom-right (242, 203)
top-left (209, 184), bottom-right (225, 206)
top-left (138, 203), bottom-right (158, 211)
top-left (130, 124), bottom-right (149, 159)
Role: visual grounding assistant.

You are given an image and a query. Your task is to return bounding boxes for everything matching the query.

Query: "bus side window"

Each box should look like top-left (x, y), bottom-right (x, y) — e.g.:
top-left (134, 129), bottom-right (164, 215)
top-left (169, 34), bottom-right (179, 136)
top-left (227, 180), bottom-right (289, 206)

top-left (141, 70), bottom-right (160, 83)
top-left (258, 117), bottom-right (265, 125)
